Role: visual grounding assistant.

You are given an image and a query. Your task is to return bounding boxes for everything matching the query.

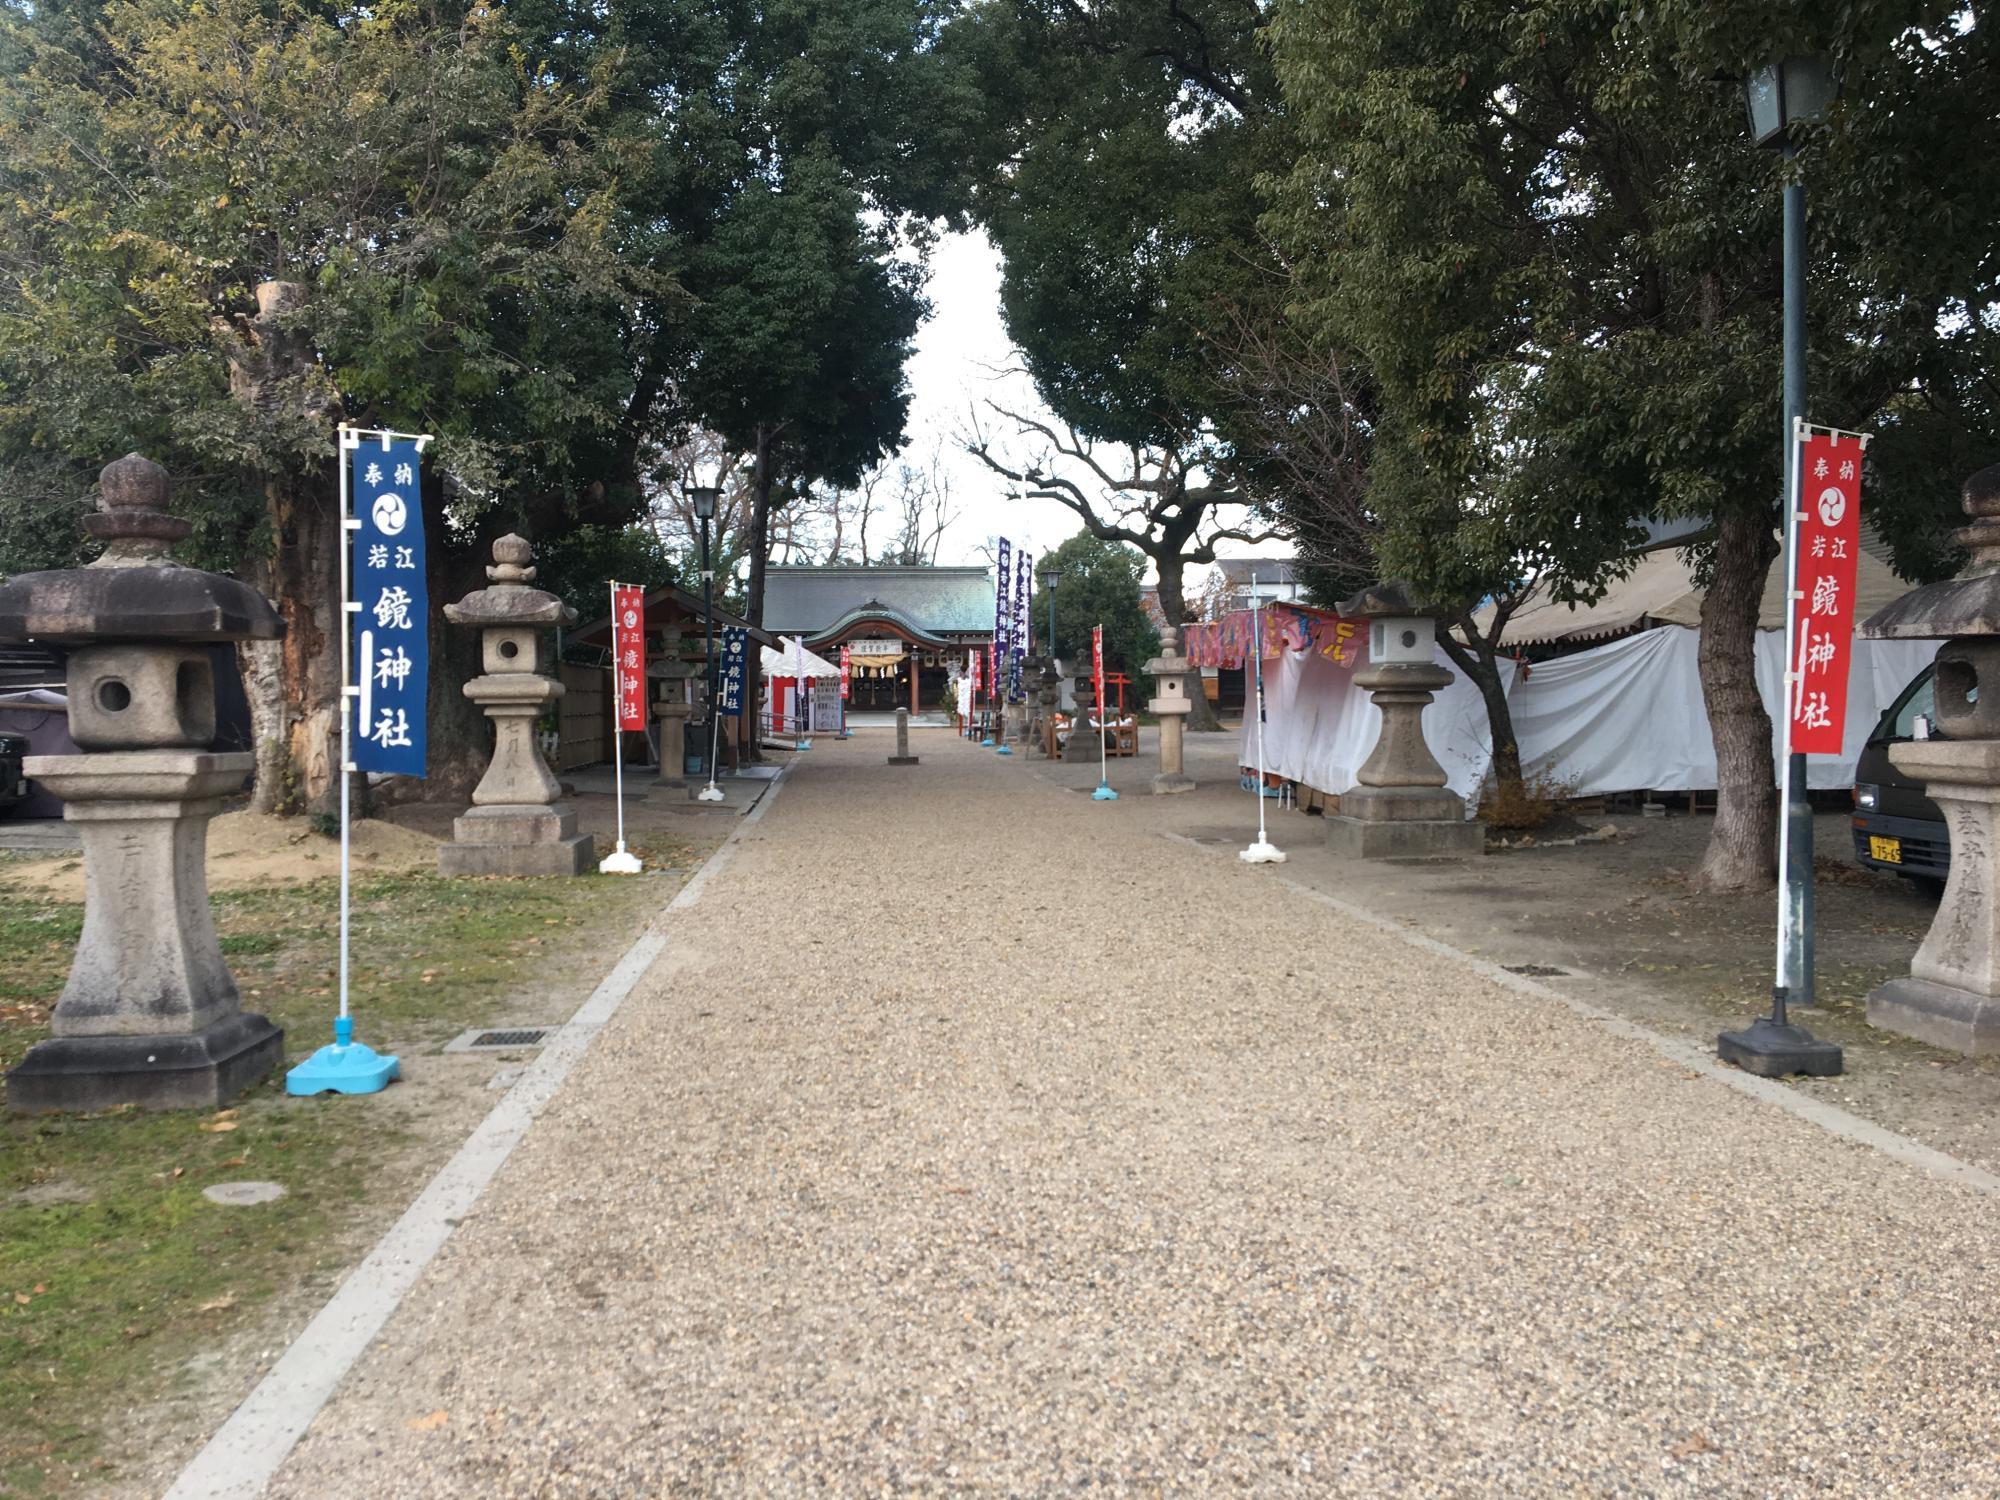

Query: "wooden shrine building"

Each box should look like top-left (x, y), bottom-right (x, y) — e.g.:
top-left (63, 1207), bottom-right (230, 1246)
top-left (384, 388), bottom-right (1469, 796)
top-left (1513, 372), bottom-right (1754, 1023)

top-left (763, 566), bottom-right (996, 713)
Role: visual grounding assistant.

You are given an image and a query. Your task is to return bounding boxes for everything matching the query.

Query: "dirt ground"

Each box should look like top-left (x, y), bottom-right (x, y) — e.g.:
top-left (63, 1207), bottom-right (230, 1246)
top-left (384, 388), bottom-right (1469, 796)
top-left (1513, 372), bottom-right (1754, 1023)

top-left (1020, 725), bottom-right (2000, 1179)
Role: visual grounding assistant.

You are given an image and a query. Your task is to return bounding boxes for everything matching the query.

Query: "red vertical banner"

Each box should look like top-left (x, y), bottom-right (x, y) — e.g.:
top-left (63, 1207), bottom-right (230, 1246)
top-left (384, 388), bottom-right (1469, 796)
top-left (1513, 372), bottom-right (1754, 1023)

top-left (1788, 430), bottom-right (1865, 755)
top-left (970, 648), bottom-right (982, 694)
top-left (612, 584), bottom-right (646, 732)
top-left (839, 645), bottom-right (851, 700)
top-left (1092, 624), bottom-right (1105, 714)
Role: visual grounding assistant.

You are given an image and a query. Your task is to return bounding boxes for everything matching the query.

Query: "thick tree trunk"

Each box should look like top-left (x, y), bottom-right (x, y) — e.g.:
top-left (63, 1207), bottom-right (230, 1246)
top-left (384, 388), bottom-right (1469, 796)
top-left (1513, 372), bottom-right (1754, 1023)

top-left (1694, 509), bottom-right (1782, 891)
top-left (421, 500), bottom-right (496, 801)
top-left (1156, 558), bottom-right (1224, 732)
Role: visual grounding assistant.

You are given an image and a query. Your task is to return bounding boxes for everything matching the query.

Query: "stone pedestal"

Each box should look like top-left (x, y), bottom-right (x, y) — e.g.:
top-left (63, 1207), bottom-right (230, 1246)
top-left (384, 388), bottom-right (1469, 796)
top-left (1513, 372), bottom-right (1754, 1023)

top-left (888, 706), bottom-right (919, 765)
top-left (0, 454), bottom-right (287, 1111)
top-left (440, 536), bottom-right (592, 877)
top-left (1323, 588), bottom-right (1483, 860)
top-left (1865, 741), bottom-right (2000, 1051)
top-left (1147, 629), bottom-right (1195, 795)
top-left (652, 702), bottom-right (693, 789)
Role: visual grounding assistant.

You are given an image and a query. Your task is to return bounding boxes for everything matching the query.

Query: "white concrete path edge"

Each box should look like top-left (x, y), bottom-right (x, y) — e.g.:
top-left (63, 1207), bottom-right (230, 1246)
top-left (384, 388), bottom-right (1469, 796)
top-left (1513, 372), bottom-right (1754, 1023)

top-left (166, 774), bottom-right (788, 1500)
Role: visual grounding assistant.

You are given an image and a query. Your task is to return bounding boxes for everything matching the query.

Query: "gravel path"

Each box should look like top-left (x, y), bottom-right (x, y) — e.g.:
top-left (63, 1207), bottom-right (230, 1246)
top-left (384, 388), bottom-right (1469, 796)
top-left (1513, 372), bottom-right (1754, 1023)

top-left (263, 732), bottom-right (2000, 1497)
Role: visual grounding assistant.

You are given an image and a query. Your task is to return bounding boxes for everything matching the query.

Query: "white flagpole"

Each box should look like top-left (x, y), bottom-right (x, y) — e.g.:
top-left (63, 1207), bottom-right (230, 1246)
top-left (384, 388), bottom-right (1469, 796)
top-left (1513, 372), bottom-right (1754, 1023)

top-left (600, 582), bottom-right (641, 872)
top-left (338, 426), bottom-right (359, 1024)
top-left (1241, 578), bottom-right (1285, 863)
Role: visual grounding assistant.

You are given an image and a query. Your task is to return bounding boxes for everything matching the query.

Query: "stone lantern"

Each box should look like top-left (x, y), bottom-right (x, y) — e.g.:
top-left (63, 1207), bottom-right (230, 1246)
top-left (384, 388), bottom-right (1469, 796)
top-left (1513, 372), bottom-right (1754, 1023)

top-left (1062, 665), bottom-right (1102, 763)
top-left (1324, 582), bottom-right (1483, 859)
top-left (438, 535), bottom-right (593, 876)
top-left (1028, 657), bottom-right (1061, 756)
top-left (1861, 462), bottom-right (2000, 1052)
top-left (0, 454), bottom-right (286, 1111)
top-left (1146, 626), bottom-right (1196, 795)
top-left (649, 654), bottom-right (699, 791)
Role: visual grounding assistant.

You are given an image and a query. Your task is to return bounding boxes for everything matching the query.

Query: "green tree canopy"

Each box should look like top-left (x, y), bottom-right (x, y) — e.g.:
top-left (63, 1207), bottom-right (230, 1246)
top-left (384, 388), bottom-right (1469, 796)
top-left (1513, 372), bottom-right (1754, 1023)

top-left (1032, 531), bottom-right (1160, 684)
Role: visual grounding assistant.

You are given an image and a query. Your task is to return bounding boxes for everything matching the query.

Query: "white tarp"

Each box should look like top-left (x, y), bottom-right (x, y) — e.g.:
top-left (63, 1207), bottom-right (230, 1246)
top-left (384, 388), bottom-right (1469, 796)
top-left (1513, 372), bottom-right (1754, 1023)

top-left (1247, 625), bottom-right (1938, 800)
top-left (1242, 645), bottom-right (1513, 804)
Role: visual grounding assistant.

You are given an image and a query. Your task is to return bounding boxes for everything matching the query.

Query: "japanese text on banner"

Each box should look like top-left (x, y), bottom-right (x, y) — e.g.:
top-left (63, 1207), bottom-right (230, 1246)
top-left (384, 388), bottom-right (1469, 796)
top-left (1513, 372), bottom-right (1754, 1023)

top-left (351, 440), bottom-right (427, 776)
top-left (995, 537), bottom-right (1012, 670)
top-left (1092, 624), bottom-right (1105, 716)
top-left (719, 627), bottom-right (747, 715)
top-left (612, 584), bottom-right (646, 732)
top-left (839, 645), bottom-right (851, 700)
top-left (1788, 430), bottom-right (1866, 755)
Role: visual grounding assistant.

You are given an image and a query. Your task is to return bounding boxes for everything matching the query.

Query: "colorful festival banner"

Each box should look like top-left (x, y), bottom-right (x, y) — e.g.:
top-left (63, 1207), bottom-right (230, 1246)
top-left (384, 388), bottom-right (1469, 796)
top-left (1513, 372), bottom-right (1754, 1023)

top-left (612, 584), bottom-right (646, 732)
top-left (1092, 623), bottom-right (1106, 715)
top-left (350, 439), bottom-right (428, 776)
top-left (718, 626), bottom-right (747, 716)
top-left (1788, 428), bottom-right (1867, 755)
top-left (1181, 604), bottom-right (1362, 670)
top-left (839, 644), bottom-right (852, 700)
top-left (995, 537), bottom-right (1013, 666)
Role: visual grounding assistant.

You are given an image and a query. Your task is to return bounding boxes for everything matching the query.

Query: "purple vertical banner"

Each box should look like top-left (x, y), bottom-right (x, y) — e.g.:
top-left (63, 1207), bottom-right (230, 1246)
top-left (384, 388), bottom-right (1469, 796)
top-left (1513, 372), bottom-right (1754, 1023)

top-left (1012, 548), bottom-right (1031, 698)
top-left (995, 536), bottom-right (1012, 681)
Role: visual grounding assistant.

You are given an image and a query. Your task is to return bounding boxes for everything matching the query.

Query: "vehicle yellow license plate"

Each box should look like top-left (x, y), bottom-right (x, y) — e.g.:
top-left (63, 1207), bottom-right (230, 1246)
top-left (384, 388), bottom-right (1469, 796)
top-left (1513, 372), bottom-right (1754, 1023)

top-left (1869, 835), bottom-right (1903, 864)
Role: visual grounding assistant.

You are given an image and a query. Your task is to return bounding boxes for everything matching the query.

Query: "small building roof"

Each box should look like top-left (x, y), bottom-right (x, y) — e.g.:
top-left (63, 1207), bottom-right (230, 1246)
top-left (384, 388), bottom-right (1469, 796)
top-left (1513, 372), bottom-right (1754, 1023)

top-left (571, 582), bottom-right (774, 650)
top-left (763, 566), bottom-right (995, 638)
top-left (1213, 557), bottom-right (1300, 587)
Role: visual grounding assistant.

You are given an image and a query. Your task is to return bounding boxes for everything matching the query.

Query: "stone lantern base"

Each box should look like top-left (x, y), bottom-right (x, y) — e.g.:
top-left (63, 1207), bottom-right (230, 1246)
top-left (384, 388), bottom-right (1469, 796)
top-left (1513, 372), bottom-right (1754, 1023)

top-left (1864, 739), bottom-right (2000, 1053)
top-left (1325, 787), bottom-right (1485, 860)
top-left (4, 750), bottom-right (283, 1112)
top-left (437, 803), bottom-right (594, 878)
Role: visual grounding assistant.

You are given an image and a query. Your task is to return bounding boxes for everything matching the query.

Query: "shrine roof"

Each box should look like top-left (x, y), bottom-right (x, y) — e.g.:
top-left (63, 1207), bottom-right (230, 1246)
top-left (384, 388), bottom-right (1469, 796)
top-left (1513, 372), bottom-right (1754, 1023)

top-left (763, 566), bottom-right (996, 638)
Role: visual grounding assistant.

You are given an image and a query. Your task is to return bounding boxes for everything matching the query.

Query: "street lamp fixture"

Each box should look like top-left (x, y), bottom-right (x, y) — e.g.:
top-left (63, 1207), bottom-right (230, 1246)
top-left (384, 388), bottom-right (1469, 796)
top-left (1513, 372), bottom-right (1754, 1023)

top-left (1744, 55), bottom-right (1838, 147)
top-left (1039, 567), bottom-right (1059, 665)
top-left (689, 472), bottom-right (726, 804)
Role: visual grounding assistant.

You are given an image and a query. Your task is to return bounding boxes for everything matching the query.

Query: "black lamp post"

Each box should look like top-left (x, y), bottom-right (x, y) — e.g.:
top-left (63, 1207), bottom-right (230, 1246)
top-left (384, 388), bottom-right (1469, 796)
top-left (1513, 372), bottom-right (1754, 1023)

top-left (1718, 54), bottom-right (1845, 1078)
top-left (688, 478), bottom-right (725, 804)
top-left (1040, 567), bottom-right (1060, 664)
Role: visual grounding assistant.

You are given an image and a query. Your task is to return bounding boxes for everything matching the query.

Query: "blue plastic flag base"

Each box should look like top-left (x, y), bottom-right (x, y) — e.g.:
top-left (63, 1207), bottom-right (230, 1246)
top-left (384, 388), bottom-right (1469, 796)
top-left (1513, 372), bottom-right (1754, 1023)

top-left (995, 744), bottom-right (1013, 756)
top-left (286, 1017), bottom-right (399, 1097)
top-left (980, 736), bottom-right (996, 747)
top-left (1092, 782), bottom-right (1119, 801)
top-left (795, 739), bottom-right (812, 751)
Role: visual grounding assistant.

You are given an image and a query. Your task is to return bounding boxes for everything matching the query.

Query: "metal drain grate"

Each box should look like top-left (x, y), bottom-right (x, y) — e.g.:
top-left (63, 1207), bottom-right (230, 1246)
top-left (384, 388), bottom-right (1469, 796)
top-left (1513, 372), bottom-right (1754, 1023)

top-left (444, 1026), bottom-right (553, 1053)
top-left (1503, 964), bottom-right (1569, 978)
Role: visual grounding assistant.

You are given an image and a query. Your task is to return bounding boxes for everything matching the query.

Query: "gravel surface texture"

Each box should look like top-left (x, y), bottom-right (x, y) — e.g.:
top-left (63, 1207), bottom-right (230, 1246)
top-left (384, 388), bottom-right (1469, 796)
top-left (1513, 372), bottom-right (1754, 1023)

top-left (263, 731), bottom-right (2000, 1498)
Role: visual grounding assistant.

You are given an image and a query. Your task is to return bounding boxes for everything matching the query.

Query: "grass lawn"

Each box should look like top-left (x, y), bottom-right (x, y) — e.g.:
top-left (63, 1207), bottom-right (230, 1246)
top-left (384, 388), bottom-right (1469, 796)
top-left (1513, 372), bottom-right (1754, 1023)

top-left (0, 837), bottom-right (711, 1498)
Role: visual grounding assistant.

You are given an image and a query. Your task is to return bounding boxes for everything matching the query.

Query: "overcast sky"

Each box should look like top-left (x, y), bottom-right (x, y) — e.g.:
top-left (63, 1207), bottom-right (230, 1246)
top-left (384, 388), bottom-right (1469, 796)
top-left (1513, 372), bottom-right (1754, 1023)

top-left (901, 230), bottom-right (1279, 585)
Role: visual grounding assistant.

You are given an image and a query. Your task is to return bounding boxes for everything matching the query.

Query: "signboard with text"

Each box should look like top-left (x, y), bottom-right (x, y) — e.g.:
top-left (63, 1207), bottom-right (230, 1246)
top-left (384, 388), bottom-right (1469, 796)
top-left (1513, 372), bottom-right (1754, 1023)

top-left (1787, 428), bottom-right (1866, 756)
top-left (351, 440), bottom-right (427, 776)
top-left (719, 626), bottom-right (747, 716)
top-left (839, 645), bottom-right (851, 700)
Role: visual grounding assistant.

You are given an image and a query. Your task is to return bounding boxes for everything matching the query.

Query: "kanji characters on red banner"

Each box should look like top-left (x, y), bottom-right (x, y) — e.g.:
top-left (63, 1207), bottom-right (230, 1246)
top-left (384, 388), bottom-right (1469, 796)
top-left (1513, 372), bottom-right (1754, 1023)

top-left (1092, 624), bottom-right (1106, 713)
top-left (1788, 430), bottom-right (1865, 755)
top-left (839, 644), bottom-right (851, 700)
top-left (612, 584), bottom-right (646, 731)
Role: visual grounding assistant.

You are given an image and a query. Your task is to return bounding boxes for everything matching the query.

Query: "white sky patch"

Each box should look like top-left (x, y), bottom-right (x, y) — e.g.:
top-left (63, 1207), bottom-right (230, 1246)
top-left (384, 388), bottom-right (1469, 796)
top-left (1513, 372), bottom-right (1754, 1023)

top-left (904, 229), bottom-right (1274, 581)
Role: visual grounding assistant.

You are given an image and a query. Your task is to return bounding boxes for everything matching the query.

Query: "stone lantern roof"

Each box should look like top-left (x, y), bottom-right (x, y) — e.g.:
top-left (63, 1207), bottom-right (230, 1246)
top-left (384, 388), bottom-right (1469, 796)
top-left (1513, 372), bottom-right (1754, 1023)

top-left (0, 454), bottom-right (283, 644)
top-left (1334, 579), bottom-right (1438, 621)
top-left (1862, 463), bottom-right (2000, 641)
top-left (441, 533), bottom-right (573, 629)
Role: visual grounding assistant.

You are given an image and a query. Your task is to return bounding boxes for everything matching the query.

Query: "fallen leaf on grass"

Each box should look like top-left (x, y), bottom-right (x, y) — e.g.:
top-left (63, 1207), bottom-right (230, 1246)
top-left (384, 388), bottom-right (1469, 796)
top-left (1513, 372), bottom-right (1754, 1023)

top-left (13, 1292), bottom-right (30, 1305)
top-left (407, 1409), bottom-right (449, 1432)
top-left (218, 1156), bottom-right (248, 1168)
top-left (197, 1292), bottom-right (238, 1313)
top-left (199, 1120), bottom-right (239, 1133)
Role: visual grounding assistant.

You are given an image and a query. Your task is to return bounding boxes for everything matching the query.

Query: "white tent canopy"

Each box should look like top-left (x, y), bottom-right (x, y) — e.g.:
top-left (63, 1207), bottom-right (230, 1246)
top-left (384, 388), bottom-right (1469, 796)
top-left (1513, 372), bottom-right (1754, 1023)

top-left (1242, 625), bottom-right (1937, 805)
top-left (761, 636), bottom-right (842, 678)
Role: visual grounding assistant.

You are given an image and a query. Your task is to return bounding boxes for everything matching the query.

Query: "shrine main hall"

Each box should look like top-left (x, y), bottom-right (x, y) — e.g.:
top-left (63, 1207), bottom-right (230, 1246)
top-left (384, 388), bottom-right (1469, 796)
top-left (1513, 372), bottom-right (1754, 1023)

top-left (763, 565), bottom-right (997, 713)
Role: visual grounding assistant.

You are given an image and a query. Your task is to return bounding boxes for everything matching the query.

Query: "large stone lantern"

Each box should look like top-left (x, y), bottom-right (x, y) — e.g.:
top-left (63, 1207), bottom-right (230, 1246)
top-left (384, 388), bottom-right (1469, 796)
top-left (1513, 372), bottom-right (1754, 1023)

top-left (0, 454), bottom-right (286, 1111)
top-left (1147, 626), bottom-right (1196, 794)
top-left (1324, 582), bottom-right (1483, 859)
top-left (438, 535), bottom-right (593, 876)
top-left (649, 655), bottom-right (699, 791)
top-left (1861, 462), bottom-right (2000, 1052)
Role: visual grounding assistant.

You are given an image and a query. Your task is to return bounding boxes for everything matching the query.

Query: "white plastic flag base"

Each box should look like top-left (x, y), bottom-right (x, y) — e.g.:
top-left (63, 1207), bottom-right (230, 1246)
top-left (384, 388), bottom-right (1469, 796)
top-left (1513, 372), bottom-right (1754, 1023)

top-left (694, 784), bottom-right (726, 803)
top-left (1239, 838), bottom-right (1287, 865)
top-left (598, 843), bottom-right (642, 875)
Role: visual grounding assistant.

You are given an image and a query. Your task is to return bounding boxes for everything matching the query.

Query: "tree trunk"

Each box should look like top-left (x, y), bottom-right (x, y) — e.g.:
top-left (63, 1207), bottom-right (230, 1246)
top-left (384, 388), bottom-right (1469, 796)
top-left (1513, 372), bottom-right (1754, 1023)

top-left (1156, 557), bottom-right (1224, 732)
top-left (1442, 626), bottom-right (1525, 815)
top-left (1694, 509), bottom-right (1782, 891)
top-left (420, 498), bottom-right (497, 802)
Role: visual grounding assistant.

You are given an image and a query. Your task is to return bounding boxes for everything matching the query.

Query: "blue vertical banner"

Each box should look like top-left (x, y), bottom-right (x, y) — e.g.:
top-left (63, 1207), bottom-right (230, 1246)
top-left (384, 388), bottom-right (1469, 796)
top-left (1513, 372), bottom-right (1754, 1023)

top-left (719, 626), bottom-right (747, 715)
top-left (1011, 548), bottom-right (1031, 698)
top-left (350, 439), bottom-right (428, 776)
